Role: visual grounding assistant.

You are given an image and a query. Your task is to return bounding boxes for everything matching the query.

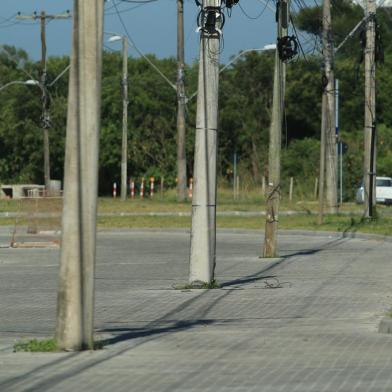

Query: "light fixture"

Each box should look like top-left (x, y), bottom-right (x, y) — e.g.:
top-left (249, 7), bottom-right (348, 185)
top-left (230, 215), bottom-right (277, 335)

top-left (263, 43), bottom-right (277, 51)
top-left (108, 35), bottom-right (122, 43)
top-left (25, 80), bottom-right (40, 85)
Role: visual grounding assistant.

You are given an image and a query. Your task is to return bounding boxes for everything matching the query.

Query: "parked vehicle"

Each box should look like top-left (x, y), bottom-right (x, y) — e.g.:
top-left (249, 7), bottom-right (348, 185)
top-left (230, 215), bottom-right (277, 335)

top-left (356, 176), bottom-right (392, 205)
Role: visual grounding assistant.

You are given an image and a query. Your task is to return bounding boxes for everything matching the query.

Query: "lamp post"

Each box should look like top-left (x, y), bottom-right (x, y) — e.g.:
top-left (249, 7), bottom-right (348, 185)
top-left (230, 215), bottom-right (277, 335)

top-left (1, 65), bottom-right (69, 190)
top-left (108, 34), bottom-right (129, 201)
top-left (0, 79), bottom-right (51, 191)
top-left (25, 79), bottom-right (51, 192)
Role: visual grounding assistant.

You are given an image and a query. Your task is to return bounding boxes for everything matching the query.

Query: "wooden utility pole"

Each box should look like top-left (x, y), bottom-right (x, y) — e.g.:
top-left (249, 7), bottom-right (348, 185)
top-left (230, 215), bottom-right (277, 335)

top-left (321, 0), bottom-right (337, 214)
top-left (176, 0), bottom-right (187, 202)
top-left (56, 0), bottom-right (104, 351)
top-left (121, 37), bottom-right (129, 201)
top-left (16, 11), bottom-right (71, 192)
top-left (263, 0), bottom-right (287, 258)
top-left (189, 0), bottom-right (222, 284)
top-left (363, 0), bottom-right (377, 218)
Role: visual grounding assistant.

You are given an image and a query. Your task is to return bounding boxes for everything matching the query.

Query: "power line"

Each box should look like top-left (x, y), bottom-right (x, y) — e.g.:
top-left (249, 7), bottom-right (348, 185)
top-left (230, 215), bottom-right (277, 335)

top-left (105, 0), bottom-right (154, 15)
top-left (238, 0), bottom-right (271, 19)
top-left (111, 0), bottom-right (176, 90)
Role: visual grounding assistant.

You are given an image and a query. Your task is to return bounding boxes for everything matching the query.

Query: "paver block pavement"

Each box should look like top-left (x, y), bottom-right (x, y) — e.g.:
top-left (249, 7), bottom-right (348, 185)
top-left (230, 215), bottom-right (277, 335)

top-left (0, 230), bottom-right (392, 391)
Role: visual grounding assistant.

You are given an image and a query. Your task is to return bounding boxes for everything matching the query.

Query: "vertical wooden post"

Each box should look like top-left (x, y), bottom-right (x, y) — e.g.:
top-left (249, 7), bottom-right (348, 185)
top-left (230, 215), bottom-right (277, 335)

top-left (363, 0), bottom-right (376, 218)
top-left (322, 0), bottom-right (337, 213)
top-left (289, 177), bottom-right (294, 202)
top-left (263, 0), bottom-right (287, 258)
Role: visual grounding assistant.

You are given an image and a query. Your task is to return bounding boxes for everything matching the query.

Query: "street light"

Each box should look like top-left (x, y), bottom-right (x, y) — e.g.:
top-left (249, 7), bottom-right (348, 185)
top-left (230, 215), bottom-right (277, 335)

top-left (187, 44), bottom-right (276, 102)
top-left (219, 44), bottom-right (277, 73)
top-left (0, 80), bottom-right (37, 92)
top-left (107, 33), bottom-right (129, 201)
top-left (0, 78), bottom-right (52, 191)
top-left (25, 79), bottom-right (40, 86)
top-left (1, 67), bottom-right (68, 192)
top-left (108, 35), bottom-right (122, 43)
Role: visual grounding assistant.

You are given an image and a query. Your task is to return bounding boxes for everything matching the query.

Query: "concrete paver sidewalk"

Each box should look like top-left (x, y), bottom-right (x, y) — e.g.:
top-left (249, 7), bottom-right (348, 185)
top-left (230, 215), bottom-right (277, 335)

top-left (1, 229), bottom-right (392, 392)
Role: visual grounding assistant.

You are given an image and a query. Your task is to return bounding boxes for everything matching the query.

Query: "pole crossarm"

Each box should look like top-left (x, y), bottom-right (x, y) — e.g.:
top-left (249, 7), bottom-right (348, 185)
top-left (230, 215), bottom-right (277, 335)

top-left (16, 12), bottom-right (72, 21)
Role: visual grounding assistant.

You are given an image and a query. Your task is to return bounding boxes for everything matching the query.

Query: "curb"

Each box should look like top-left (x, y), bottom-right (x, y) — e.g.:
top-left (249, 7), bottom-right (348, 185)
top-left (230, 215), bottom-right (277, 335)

top-left (1, 223), bottom-right (390, 243)
top-left (379, 317), bottom-right (392, 334)
top-left (95, 227), bottom-right (392, 242)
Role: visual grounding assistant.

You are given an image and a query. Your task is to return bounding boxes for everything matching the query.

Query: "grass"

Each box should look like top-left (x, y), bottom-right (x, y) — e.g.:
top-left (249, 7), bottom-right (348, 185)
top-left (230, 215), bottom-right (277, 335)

top-left (14, 338), bottom-right (58, 353)
top-left (0, 189), bottom-right (363, 214)
top-left (13, 338), bottom-right (106, 352)
top-left (174, 280), bottom-right (221, 290)
top-left (1, 191), bottom-right (391, 236)
top-left (95, 213), bottom-right (392, 236)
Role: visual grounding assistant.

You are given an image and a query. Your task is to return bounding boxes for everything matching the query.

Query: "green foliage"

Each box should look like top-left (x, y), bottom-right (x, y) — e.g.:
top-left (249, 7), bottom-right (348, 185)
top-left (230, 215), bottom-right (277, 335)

top-left (281, 138), bottom-right (320, 196)
top-left (13, 338), bottom-right (58, 352)
top-left (219, 50), bottom-right (274, 183)
top-left (1, 0), bottom-right (392, 201)
top-left (13, 337), bottom-right (105, 352)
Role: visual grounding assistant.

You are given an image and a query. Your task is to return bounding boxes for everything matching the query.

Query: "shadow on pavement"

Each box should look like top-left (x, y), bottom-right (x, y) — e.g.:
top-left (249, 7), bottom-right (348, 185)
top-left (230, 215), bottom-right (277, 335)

top-left (220, 237), bottom-right (348, 289)
top-left (96, 318), bottom-right (216, 346)
top-left (0, 236), bottom-right (351, 392)
top-left (0, 289), bottom-right (234, 392)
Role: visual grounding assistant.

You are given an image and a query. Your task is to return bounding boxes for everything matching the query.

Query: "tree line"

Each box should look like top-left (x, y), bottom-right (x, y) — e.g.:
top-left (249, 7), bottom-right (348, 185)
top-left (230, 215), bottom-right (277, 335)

top-left (1, 0), bottom-right (392, 199)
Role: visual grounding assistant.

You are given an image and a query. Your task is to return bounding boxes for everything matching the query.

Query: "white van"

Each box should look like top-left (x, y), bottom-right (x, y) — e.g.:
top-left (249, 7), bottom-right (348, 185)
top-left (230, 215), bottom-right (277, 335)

top-left (356, 176), bottom-right (392, 205)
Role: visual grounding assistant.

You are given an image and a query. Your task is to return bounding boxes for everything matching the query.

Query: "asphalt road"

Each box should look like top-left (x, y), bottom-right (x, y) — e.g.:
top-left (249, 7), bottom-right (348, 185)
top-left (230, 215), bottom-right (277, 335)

top-left (1, 228), bottom-right (392, 392)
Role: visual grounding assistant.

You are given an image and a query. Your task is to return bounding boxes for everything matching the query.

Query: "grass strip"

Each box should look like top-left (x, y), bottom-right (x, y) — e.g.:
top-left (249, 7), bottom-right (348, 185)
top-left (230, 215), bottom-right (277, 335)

top-left (94, 214), bottom-right (392, 236)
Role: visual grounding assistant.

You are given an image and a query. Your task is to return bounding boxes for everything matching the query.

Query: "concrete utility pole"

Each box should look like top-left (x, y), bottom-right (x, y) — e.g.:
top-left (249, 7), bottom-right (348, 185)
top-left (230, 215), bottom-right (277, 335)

top-left (321, 0), bottom-right (337, 214)
top-left (189, 0), bottom-right (222, 284)
top-left (318, 94), bottom-right (327, 224)
top-left (121, 37), bottom-right (129, 201)
top-left (56, 0), bottom-right (104, 351)
top-left (16, 11), bottom-right (71, 192)
top-left (176, 0), bottom-right (187, 202)
top-left (363, 0), bottom-right (376, 218)
top-left (263, 0), bottom-right (287, 258)
top-left (107, 33), bottom-right (129, 201)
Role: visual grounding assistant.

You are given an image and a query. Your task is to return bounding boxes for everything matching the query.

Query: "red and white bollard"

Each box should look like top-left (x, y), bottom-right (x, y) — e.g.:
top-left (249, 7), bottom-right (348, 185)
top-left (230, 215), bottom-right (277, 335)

top-left (113, 182), bottom-right (117, 198)
top-left (140, 178), bottom-right (145, 199)
top-left (130, 179), bottom-right (135, 199)
top-left (188, 177), bottom-right (193, 199)
top-left (150, 177), bottom-right (155, 198)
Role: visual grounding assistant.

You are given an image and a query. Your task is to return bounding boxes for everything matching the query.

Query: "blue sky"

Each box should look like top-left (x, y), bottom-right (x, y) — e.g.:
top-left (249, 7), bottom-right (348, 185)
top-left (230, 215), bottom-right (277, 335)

top-left (0, 0), bottom-right (277, 64)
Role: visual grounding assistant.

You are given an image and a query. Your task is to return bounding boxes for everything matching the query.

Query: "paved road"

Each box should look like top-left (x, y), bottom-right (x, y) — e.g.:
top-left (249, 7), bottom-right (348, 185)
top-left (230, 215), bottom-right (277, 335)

top-left (1, 228), bottom-right (392, 392)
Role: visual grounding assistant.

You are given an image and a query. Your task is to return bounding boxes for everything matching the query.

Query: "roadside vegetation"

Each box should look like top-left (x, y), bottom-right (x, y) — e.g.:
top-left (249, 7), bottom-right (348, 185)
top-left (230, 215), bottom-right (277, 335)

top-left (1, 2), bottom-right (392, 200)
top-left (1, 192), bottom-right (391, 236)
top-left (1, 1), bottom-right (392, 237)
